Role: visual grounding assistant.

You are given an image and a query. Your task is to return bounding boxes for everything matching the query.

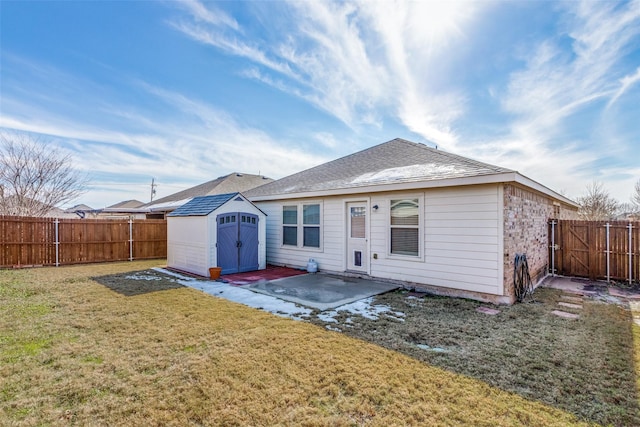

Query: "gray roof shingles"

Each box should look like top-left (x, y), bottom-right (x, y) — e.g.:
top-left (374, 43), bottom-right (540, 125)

top-left (168, 193), bottom-right (238, 217)
top-left (144, 173), bottom-right (273, 208)
top-left (246, 138), bottom-right (513, 197)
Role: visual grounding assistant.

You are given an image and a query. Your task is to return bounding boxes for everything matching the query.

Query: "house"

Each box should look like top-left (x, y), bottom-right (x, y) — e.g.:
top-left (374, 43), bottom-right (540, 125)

top-left (167, 193), bottom-right (266, 277)
top-left (143, 172), bottom-right (273, 219)
top-left (245, 138), bottom-right (578, 304)
top-left (65, 200), bottom-right (147, 219)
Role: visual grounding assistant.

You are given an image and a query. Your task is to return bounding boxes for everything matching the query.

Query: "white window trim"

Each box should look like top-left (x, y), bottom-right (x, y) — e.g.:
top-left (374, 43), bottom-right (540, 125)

top-left (387, 194), bottom-right (424, 260)
top-left (280, 201), bottom-right (323, 251)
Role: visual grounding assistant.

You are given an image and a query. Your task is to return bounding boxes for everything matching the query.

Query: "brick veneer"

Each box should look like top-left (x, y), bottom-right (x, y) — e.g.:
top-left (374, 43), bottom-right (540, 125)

top-left (503, 184), bottom-right (578, 301)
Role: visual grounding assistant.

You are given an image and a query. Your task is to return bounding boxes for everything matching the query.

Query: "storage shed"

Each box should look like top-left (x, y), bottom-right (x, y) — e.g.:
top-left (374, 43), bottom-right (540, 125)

top-left (167, 192), bottom-right (266, 277)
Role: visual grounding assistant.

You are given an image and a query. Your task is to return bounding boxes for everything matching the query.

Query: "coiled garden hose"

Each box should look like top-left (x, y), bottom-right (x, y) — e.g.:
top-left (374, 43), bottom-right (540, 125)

top-left (513, 253), bottom-right (535, 303)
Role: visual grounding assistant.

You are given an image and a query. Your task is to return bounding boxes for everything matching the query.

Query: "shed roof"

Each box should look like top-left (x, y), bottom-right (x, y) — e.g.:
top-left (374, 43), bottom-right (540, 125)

top-left (168, 193), bottom-right (238, 217)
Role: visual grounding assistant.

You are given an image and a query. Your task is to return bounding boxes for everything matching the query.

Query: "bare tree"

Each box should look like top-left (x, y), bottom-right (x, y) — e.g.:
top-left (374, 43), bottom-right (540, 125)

top-left (576, 181), bottom-right (619, 220)
top-left (0, 132), bottom-right (88, 217)
top-left (632, 178), bottom-right (640, 210)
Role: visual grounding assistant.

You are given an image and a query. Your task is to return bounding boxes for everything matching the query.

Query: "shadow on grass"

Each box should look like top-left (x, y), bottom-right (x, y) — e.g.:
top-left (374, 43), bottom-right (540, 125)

top-left (308, 287), bottom-right (640, 426)
top-left (92, 269), bottom-right (185, 296)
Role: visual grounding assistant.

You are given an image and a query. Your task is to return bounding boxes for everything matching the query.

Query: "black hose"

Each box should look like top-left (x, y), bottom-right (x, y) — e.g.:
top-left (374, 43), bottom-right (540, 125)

top-left (513, 253), bottom-right (534, 303)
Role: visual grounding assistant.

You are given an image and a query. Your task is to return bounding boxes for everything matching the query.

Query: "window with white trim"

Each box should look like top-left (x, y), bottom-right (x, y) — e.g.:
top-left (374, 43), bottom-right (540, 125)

top-left (282, 202), bottom-right (322, 248)
top-left (390, 198), bottom-right (419, 256)
top-left (282, 205), bottom-right (298, 246)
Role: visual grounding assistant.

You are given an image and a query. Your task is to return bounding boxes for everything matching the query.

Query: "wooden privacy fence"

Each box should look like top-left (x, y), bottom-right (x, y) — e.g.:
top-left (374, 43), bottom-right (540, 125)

top-left (0, 216), bottom-right (167, 268)
top-left (549, 220), bottom-right (640, 284)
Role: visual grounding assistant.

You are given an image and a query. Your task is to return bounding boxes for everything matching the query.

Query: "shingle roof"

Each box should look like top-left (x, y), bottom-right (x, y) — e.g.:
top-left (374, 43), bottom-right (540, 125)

top-left (168, 193), bottom-right (238, 217)
top-left (144, 173), bottom-right (273, 210)
top-left (245, 138), bottom-right (513, 198)
top-left (106, 199), bottom-right (145, 209)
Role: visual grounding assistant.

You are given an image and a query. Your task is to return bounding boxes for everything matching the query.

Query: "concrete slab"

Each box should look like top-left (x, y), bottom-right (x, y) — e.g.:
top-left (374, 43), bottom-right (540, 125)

top-left (247, 273), bottom-right (399, 311)
top-left (551, 310), bottom-right (579, 319)
top-left (476, 306), bottom-right (500, 315)
top-left (560, 295), bottom-right (583, 303)
top-left (558, 301), bottom-right (582, 310)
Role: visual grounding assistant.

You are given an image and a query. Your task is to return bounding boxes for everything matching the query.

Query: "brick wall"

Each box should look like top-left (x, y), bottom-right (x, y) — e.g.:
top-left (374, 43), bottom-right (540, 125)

top-left (502, 185), bottom-right (578, 300)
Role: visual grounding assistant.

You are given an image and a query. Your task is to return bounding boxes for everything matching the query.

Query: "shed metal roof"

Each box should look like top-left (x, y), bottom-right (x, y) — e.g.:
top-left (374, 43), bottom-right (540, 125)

top-left (168, 193), bottom-right (238, 217)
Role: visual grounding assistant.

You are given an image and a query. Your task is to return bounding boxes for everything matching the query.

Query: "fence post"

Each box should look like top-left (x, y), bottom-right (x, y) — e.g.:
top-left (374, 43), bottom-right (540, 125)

top-left (605, 222), bottom-right (611, 283)
top-left (129, 218), bottom-right (133, 261)
top-left (630, 223), bottom-right (634, 285)
top-left (55, 218), bottom-right (60, 267)
top-left (550, 220), bottom-right (556, 277)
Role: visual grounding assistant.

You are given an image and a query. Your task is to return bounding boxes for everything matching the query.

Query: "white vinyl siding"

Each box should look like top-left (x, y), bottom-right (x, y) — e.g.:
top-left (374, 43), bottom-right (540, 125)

top-left (167, 196), bottom-right (267, 277)
top-left (255, 184), bottom-right (502, 296)
top-left (257, 199), bottom-right (343, 271)
top-left (369, 185), bottom-right (501, 295)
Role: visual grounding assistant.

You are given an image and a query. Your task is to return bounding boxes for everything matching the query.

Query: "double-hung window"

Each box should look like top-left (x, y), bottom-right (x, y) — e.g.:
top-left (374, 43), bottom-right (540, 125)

top-left (282, 202), bottom-right (321, 249)
top-left (302, 204), bottom-right (320, 247)
top-left (390, 198), bottom-right (419, 256)
top-left (282, 206), bottom-right (298, 246)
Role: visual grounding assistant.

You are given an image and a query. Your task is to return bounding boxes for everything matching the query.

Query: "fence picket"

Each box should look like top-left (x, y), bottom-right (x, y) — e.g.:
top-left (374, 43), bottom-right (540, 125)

top-left (0, 216), bottom-right (166, 267)
top-left (551, 220), bottom-right (640, 283)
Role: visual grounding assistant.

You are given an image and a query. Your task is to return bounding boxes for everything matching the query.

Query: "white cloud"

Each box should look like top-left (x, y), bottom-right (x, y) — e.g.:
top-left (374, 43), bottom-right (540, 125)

top-left (608, 66), bottom-right (640, 108)
top-left (176, 0), bottom-right (239, 30)
top-left (170, 0), bottom-right (479, 145)
top-left (0, 57), bottom-right (328, 207)
top-left (474, 0), bottom-right (640, 201)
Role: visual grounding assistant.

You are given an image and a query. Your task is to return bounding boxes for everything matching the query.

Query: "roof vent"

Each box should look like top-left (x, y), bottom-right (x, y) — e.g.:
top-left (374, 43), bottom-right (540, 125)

top-left (236, 173), bottom-right (243, 177)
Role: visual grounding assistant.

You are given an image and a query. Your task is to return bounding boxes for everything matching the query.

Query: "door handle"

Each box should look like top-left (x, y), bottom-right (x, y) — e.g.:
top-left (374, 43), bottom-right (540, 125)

top-left (236, 241), bottom-right (242, 248)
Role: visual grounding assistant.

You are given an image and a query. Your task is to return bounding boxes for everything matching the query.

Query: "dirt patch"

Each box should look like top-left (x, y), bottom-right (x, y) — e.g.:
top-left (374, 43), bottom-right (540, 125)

top-left (92, 269), bottom-right (185, 296)
top-left (306, 287), bottom-right (640, 427)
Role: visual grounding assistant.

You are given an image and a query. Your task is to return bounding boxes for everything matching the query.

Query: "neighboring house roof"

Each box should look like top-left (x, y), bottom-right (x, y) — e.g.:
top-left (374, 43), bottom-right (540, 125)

top-left (246, 138), bottom-right (578, 207)
top-left (168, 193), bottom-right (239, 217)
top-left (106, 199), bottom-right (145, 209)
top-left (64, 204), bottom-right (94, 213)
top-left (145, 172), bottom-right (273, 213)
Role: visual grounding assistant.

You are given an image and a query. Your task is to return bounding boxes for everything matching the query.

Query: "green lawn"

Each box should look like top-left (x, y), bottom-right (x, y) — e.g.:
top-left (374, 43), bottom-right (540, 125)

top-left (0, 261), bottom-right (629, 425)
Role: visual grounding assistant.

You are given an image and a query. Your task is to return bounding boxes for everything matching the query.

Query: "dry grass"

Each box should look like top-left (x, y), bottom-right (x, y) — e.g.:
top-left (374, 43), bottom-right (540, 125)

top-left (0, 262), bottom-right (591, 426)
top-left (308, 288), bottom-right (640, 426)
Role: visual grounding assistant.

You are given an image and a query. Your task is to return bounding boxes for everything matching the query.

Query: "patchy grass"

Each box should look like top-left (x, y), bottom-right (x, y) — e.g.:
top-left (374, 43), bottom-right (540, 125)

top-left (0, 262), bottom-right (590, 426)
top-left (308, 288), bottom-right (640, 426)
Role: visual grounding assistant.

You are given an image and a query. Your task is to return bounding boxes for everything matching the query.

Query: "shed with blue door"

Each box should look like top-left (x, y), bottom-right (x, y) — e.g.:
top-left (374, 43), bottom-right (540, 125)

top-left (167, 192), bottom-right (266, 277)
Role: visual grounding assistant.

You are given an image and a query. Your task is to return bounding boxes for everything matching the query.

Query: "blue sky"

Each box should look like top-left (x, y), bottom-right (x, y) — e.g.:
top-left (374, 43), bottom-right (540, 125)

top-left (1, 0), bottom-right (639, 208)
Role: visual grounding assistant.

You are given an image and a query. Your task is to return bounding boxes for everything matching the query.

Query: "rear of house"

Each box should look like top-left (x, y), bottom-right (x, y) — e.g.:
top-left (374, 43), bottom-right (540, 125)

top-left (247, 138), bottom-right (578, 304)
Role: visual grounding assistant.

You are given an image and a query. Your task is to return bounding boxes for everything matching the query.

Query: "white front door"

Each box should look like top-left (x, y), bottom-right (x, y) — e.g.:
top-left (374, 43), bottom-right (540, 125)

top-left (346, 202), bottom-right (368, 272)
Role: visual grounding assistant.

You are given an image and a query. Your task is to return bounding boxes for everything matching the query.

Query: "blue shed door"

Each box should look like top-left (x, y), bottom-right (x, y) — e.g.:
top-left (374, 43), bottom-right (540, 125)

top-left (216, 212), bottom-right (259, 275)
top-left (238, 213), bottom-right (259, 272)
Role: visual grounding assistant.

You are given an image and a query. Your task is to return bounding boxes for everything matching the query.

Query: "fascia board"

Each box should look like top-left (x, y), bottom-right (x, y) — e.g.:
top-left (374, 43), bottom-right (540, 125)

top-left (248, 172), bottom-right (519, 201)
top-left (513, 174), bottom-right (579, 208)
top-left (247, 171), bottom-right (579, 208)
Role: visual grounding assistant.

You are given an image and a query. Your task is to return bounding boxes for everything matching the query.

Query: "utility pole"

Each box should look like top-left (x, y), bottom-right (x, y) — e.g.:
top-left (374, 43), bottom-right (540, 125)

top-left (150, 178), bottom-right (157, 202)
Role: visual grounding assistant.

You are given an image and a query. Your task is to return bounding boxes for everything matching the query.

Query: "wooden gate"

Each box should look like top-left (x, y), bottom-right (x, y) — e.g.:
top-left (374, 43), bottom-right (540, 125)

top-left (550, 220), bottom-right (640, 283)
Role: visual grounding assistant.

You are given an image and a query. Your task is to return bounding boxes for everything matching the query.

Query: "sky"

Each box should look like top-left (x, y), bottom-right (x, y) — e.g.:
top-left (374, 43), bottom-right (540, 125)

top-left (1, 0), bottom-right (639, 209)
